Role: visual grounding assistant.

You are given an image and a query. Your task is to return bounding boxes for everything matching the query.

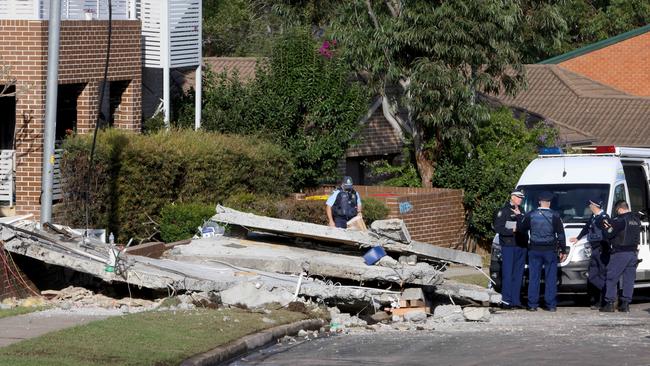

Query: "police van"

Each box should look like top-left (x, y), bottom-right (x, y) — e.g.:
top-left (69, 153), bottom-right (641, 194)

top-left (490, 146), bottom-right (650, 292)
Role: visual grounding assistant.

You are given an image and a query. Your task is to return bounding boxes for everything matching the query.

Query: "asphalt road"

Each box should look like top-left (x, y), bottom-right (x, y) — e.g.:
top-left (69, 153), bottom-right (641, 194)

top-left (231, 296), bottom-right (650, 366)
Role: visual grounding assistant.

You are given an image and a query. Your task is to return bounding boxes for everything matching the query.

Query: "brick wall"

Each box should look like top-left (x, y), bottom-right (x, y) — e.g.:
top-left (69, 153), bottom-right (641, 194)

top-left (346, 108), bottom-right (403, 157)
top-left (307, 185), bottom-right (466, 248)
top-left (0, 20), bottom-right (141, 219)
top-left (559, 31), bottom-right (650, 97)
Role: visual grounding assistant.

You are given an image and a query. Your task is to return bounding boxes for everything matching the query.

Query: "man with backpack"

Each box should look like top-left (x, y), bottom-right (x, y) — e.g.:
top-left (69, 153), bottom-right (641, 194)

top-left (519, 191), bottom-right (567, 312)
top-left (600, 200), bottom-right (641, 313)
top-left (326, 176), bottom-right (362, 228)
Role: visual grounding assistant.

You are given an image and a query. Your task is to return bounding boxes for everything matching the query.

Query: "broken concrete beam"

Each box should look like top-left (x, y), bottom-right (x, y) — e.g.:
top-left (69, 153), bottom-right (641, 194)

top-left (463, 307), bottom-right (491, 322)
top-left (434, 280), bottom-right (502, 304)
top-left (432, 305), bottom-right (464, 323)
top-left (170, 236), bottom-right (443, 286)
top-left (219, 282), bottom-right (294, 308)
top-left (409, 241), bottom-right (482, 268)
top-left (0, 222), bottom-right (401, 304)
top-left (371, 219), bottom-right (412, 243)
top-left (211, 206), bottom-right (482, 268)
top-left (400, 288), bottom-right (424, 301)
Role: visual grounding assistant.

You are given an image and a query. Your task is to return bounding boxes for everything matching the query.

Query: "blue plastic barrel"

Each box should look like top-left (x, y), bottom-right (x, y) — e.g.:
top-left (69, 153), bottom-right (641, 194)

top-left (363, 246), bottom-right (387, 265)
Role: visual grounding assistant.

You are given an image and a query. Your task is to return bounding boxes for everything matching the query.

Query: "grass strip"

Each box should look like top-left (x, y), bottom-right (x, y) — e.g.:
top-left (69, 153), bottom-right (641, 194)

top-left (0, 307), bottom-right (48, 320)
top-left (0, 308), bottom-right (307, 366)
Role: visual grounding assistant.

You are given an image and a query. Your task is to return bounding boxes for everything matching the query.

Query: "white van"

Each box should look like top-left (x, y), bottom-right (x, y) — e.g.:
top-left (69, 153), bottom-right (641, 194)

top-left (490, 146), bottom-right (650, 292)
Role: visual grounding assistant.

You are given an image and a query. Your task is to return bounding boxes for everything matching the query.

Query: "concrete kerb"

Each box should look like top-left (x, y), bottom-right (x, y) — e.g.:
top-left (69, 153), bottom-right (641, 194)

top-left (180, 318), bottom-right (326, 366)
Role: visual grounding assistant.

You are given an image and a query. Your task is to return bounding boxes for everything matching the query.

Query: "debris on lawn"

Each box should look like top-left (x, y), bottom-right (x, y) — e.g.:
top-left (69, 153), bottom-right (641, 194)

top-left (0, 205), bottom-right (500, 328)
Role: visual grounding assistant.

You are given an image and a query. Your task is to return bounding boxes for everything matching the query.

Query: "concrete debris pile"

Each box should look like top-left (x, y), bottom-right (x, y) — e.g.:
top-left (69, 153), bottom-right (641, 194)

top-left (0, 206), bottom-right (500, 323)
top-left (0, 296), bottom-right (47, 310)
top-left (41, 286), bottom-right (157, 310)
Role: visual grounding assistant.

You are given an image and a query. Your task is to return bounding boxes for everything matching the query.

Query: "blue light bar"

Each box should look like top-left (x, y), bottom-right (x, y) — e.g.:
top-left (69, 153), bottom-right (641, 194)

top-left (539, 147), bottom-right (563, 155)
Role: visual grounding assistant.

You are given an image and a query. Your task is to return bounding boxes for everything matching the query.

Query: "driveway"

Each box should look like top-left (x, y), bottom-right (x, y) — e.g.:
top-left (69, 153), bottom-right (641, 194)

top-left (231, 298), bottom-right (650, 366)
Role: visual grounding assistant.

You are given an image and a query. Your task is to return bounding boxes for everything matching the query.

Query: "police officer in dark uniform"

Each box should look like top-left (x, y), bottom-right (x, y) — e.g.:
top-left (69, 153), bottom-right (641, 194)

top-left (600, 200), bottom-right (640, 313)
top-left (569, 198), bottom-right (610, 309)
top-left (519, 191), bottom-right (567, 312)
top-left (325, 176), bottom-right (362, 228)
top-left (493, 190), bottom-right (527, 309)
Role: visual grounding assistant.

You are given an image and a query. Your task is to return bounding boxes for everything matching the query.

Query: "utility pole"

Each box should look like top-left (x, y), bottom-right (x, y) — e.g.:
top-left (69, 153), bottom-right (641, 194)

top-left (41, 0), bottom-right (62, 226)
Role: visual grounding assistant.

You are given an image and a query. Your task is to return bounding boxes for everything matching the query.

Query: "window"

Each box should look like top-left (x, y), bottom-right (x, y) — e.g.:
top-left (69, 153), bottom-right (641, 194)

top-left (613, 183), bottom-right (627, 217)
top-left (623, 164), bottom-right (650, 217)
top-left (518, 184), bottom-right (609, 224)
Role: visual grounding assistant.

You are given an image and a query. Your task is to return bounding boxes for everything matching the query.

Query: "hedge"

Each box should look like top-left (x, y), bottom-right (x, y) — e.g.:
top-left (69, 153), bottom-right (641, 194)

top-left (59, 129), bottom-right (293, 242)
top-left (224, 192), bottom-right (390, 227)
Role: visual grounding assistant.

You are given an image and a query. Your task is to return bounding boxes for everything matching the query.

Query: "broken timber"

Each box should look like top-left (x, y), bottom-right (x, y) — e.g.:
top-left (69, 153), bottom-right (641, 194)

top-left (212, 205), bottom-right (482, 268)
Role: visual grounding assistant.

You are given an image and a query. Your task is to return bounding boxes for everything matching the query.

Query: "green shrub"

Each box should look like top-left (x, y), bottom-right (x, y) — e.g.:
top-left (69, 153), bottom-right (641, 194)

top-left (159, 203), bottom-right (215, 242)
top-left (223, 194), bottom-right (389, 227)
top-left (361, 198), bottom-right (390, 226)
top-left (60, 128), bottom-right (293, 242)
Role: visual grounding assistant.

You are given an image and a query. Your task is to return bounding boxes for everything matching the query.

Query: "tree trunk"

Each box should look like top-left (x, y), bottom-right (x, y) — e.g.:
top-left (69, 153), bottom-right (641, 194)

top-left (415, 148), bottom-right (434, 188)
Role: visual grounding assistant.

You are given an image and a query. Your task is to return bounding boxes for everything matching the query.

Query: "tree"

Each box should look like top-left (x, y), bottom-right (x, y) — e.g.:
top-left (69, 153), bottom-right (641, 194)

top-left (177, 28), bottom-right (368, 188)
top-left (332, 0), bottom-right (529, 187)
top-left (432, 109), bottom-right (557, 249)
top-left (0, 61), bottom-right (17, 97)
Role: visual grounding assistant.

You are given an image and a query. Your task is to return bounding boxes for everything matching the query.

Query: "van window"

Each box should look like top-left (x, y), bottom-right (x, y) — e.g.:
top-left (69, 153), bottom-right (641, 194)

top-left (518, 184), bottom-right (609, 224)
top-left (622, 165), bottom-right (649, 216)
top-left (613, 183), bottom-right (627, 204)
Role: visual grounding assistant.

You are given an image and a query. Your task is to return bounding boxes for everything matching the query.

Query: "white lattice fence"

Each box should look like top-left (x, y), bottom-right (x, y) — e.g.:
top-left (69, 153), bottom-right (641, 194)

top-left (0, 150), bottom-right (14, 206)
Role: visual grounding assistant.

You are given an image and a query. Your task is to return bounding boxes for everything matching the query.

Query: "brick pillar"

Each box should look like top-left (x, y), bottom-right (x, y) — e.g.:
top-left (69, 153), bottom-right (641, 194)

top-left (14, 80), bottom-right (46, 219)
top-left (76, 81), bottom-right (99, 134)
top-left (113, 78), bottom-right (141, 132)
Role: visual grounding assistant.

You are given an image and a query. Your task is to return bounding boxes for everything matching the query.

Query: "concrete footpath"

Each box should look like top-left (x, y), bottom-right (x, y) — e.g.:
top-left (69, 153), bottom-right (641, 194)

top-left (0, 309), bottom-right (113, 347)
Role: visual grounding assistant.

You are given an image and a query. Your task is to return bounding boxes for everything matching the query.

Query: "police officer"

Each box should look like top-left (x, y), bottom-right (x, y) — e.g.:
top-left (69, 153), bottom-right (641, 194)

top-left (325, 176), bottom-right (362, 228)
top-left (519, 191), bottom-right (567, 312)
top-left (493, 190), bottom-right (527, 309)
top-left (569, 198), bottom-right (610, 309)
top-left (600, 200), bottom-right (640, 313)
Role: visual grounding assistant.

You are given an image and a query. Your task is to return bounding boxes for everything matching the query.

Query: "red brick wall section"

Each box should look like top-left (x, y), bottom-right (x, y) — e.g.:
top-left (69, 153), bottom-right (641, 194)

top-left (0, 20), bottom-right (141, 219)
top-left (307, 185), bottom-right (467, 248)
top-left (346, 108), bottom-right (403, 157)
top-left (559, 32), bottom-right (650, 97)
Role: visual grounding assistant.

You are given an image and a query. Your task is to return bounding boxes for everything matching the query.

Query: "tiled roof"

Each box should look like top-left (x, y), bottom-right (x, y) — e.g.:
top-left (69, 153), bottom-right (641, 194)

top-left (203, 57), bottom-right (260, 82)
top-left (175, 57), bottom-right (260, 92)
top-left (540, 24), bottom-right (650, 64)
top-left (493, 65), bottom-right (650, 147)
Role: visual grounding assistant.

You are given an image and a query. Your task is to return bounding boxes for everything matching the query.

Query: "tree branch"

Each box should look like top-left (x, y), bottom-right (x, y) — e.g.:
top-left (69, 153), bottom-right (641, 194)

top-left (385, 0), bottom-right (401, 17)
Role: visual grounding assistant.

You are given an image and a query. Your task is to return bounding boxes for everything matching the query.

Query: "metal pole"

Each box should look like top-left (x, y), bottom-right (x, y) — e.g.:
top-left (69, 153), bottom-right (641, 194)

top-left (194, 0), bottom-right (202, 130)
top-left (194, 64), bottom-right (201, 130)
top-left (41, 0), bottom-right (62, 226)
top-left (161, 0), bottom-right (170, 127)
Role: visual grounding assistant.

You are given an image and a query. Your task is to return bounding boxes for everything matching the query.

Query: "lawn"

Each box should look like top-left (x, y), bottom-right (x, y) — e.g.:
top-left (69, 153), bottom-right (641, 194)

top-left (0, 306), bottom-right (48, 319)
top-left (0, 308), bottom-right (309, 366)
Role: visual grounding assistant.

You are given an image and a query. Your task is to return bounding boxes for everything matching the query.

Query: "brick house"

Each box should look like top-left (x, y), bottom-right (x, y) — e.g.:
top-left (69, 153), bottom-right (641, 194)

top-left (488, 25), bottom-right (650, 147)
top-left (0, 8), bottom-right (141, 218)
top-left (0, 0), bottom-right (201, 219)
top-left (540, 24), bottom-right (650, 97)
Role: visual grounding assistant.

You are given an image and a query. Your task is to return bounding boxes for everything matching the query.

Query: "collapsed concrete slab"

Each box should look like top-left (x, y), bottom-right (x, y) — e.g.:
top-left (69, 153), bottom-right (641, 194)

top-left (0, 222), bottom-right (400, 305)
top-left (211, 206), bottom-right (482, 268)
top-left (168, 236), bottom-right (443, 286)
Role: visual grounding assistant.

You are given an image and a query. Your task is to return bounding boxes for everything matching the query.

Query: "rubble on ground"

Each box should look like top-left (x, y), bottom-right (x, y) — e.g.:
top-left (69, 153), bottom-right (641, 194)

top-left (0, 205), bottom-right (501, 329)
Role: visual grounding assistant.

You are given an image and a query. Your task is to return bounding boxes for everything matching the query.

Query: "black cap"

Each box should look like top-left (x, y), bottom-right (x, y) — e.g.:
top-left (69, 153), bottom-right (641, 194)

top-left (510, 190), bottom-right (524, 199)
top-left (538, 191), bottom-right (554, 201)
top-left (587, 198), bottom-right (604, 208)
